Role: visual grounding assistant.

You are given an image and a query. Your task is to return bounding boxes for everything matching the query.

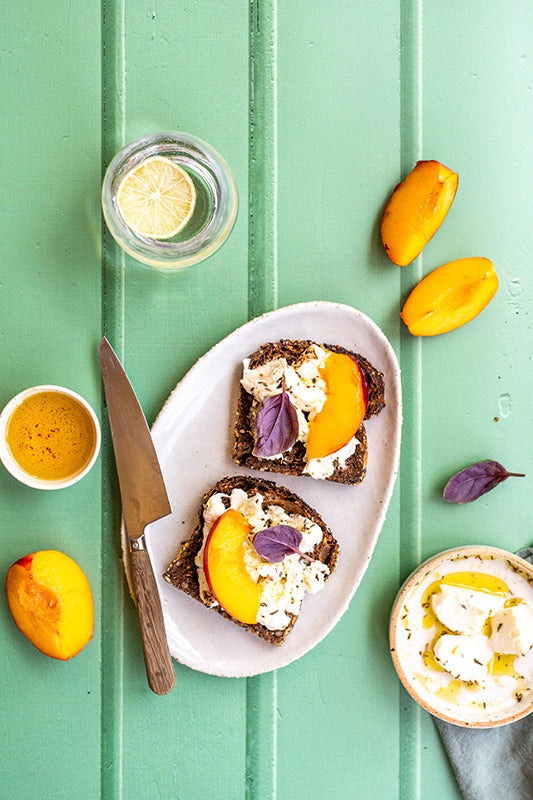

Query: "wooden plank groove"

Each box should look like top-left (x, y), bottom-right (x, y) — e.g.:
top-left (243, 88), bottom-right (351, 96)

top-left (100, 1), bottom-right (127, 798)
top-left (99, 452), bottom-right (126, 800)
top-left (248, 0), bottom-right (279, 319)
top-left (398, 3), bottom-right (423, 799)
top-left (101, 0), bottom-right (126, 356)
top-left (246, 4), bottom-right (279, 797)
top-left (245, 672), bottom-right (278, 800)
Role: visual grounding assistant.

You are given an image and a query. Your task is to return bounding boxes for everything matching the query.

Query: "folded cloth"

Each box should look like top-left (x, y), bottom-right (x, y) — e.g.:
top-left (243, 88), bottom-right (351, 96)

top-left (434, 548), bottom-right (533, 800)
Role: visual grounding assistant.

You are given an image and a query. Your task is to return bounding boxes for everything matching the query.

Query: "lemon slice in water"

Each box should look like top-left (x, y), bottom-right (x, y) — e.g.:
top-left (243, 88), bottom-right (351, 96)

top-left (116, 155), bottom-right (196, 239)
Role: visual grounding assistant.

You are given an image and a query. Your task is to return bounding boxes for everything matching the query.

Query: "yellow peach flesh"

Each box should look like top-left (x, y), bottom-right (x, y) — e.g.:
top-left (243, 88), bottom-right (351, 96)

top-left (306, 352), bottom-right (367, 461)
top-left (6, 550), bottom-right (94, 660)
top-left (204, 509), bottom-right (262, 624)
top-left (401, 257), bottom-right (499, 336)
top-left (381, 160), bottom-right (459, 266)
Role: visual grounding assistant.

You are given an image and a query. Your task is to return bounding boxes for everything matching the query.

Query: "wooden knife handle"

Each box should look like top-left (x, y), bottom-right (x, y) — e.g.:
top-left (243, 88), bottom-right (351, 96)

top-left (129, 545), bottom-right (176, 695)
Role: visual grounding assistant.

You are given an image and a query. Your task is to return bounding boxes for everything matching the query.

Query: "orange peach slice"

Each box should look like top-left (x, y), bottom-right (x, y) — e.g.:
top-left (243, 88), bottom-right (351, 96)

top-left (401, 257), bottom-right (499, 336)
top-left (306, 352), bottom-right (368, 461)
top-left (204, 509), bottom-right (262, 624)
top-left (381, 160), bottom-right (458, 266)
top-left (6, 550), bottom-right (94, 660)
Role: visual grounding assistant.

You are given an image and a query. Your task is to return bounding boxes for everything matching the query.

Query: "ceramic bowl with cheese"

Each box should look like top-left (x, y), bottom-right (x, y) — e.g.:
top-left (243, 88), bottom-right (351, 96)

top-left (390, 546), bottom-right (533, 727)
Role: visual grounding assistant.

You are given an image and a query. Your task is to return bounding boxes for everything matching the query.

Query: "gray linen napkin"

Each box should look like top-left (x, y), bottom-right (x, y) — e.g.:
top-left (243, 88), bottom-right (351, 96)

top-left (434, 548), bottom-right (533, 800)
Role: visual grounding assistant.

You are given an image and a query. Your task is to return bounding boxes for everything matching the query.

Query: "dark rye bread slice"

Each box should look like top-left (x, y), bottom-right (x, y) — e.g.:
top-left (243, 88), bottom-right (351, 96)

top-left (163, 475), bottom-right (340, 646)
top-left (232, 339), bottom-right (385, 485)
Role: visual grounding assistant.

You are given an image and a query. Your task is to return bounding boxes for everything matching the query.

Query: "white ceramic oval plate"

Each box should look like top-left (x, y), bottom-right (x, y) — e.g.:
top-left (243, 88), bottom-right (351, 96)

top-left (124, 301), bottom-right (402, 677)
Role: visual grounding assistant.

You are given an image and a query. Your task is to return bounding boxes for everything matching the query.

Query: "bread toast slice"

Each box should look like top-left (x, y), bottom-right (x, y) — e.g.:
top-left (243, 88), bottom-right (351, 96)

top-left (163, 475), bottom-right (339, 645)
top-left (232, 340), bottom-right (385, 484)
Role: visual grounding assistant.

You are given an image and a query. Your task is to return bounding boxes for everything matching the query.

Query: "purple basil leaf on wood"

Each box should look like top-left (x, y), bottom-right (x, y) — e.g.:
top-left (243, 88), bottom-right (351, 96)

top-left (253, 383), bottom-right (299, 458)
top-left (253, 525), bottom-right (313, 563)
top-left (443, 460), bottom-right (525, 504)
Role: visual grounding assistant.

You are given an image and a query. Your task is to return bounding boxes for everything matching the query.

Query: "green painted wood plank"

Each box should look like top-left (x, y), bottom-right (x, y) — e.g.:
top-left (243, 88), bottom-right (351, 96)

top-left (102, 3), bottom-right (251, 799)
top-left (415, 4), bottom-right (532, 794)
top-left (0, 2), bottom-right (103, 799)
top-left (273, 3), bottom-right (403, 798)
top-left (275, 0), bottom-right (402, 324)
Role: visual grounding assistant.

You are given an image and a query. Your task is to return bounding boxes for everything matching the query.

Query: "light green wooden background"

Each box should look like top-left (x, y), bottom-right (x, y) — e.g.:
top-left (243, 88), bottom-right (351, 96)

top-left (1, 2), bottom-right (532, 798)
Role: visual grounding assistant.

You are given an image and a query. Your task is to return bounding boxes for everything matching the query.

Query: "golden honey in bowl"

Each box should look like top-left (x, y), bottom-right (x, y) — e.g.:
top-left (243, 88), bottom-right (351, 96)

top-left (4, 389), bottom-right (98, 483)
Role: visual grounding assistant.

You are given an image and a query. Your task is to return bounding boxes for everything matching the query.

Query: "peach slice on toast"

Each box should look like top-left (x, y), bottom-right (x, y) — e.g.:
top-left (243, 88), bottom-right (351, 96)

top-left (306, 352), bottom-right (368, 460)
top-left (204, 509), bottom-right (262, 624)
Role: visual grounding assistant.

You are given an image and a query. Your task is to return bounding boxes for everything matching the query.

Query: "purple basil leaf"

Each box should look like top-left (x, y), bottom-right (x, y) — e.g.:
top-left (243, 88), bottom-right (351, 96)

top-left (253, 383), bottom-right (299, 458)
top-left (253, 524), bottom-right (313, 563)
top-left (443, 460), bottom-right (525, 504)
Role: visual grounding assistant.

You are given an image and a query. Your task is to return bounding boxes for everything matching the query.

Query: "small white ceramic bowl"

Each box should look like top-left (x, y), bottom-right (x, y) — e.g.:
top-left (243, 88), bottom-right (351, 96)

top-left (390, 546), bottom-right (533, 727)
top-left (0, 385), bottom-right (101, 490)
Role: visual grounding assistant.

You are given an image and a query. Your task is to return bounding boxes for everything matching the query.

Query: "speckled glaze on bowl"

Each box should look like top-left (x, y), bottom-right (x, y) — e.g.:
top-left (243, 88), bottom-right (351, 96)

top-left (390, 546), bottom-right (533, 728)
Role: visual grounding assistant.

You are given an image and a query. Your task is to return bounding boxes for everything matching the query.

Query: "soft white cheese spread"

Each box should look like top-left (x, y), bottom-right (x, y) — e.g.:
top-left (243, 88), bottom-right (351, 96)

top-left (303, 435), bottom-right (359, 480)
top-left (241, 345), bottom-right (329, 415)
top-left (195, 487), bottom-right (330, 631)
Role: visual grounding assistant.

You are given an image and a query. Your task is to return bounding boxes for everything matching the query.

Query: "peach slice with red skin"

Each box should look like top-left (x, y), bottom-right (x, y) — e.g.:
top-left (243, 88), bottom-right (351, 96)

top-left (401, 257), bottom-right (499, 336)
top-left (306, 352), bottom-right (368, 461)
top-left (6, 550), bottom-right (94, 660)
top-left (381, 160), bottom-right (459, 266)
top-left (204, 508), bottom-right (262, 624)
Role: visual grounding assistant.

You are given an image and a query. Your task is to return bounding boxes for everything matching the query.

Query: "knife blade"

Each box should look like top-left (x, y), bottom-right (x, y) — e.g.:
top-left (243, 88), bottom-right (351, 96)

top-left (99, 337), bottom-right (176, 696)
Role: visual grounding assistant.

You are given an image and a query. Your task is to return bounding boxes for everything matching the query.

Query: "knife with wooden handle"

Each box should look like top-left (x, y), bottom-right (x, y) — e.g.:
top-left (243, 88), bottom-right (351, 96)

top-left (99, 337), bottom-right (176, 696)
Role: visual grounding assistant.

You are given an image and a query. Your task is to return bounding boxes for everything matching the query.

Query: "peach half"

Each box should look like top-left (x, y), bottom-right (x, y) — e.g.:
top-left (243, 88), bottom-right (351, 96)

top-left (401, 257), bottom-right (499, 336)
top-left (204, 509), bottom-right (262, 625)
top-left (306, 352), bottom-right (368, 461)
top-left (6, 550), bottom-right (94, 660)
top-left (381, 160), bottom-right (458, 266)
